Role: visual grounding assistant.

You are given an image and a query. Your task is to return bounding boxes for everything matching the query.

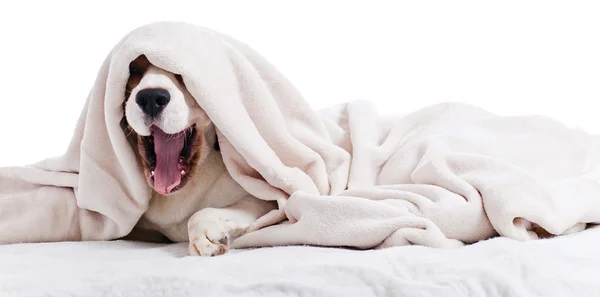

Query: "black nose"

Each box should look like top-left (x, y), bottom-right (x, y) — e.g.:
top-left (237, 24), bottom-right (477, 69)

top-left (136, 88), bottom-right (171, 118)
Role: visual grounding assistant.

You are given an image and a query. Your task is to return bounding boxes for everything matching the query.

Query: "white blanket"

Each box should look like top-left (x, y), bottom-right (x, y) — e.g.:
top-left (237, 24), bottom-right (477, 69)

top-left (2, 228), bottom-right (600, 296)
top-left (1, 21), bottom-right (600, 251)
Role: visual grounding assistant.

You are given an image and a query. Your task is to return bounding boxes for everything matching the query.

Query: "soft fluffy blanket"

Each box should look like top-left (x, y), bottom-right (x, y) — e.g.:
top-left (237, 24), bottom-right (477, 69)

top-left (2, 227), bottom-right (600, 296)
top-left (1, 21), bottom-right (600, 250)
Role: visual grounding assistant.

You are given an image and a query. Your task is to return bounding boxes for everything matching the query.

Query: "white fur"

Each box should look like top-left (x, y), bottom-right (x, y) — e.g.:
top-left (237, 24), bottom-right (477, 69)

top-left (125, 66), bottom-right (207, 135)
top-left (125, 65), bottom-right (275, 257)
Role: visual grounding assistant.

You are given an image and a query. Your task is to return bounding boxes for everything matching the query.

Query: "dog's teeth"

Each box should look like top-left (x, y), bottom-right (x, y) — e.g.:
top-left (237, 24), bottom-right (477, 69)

top-left (181, 170), bottom-right (186, 176)
top-left (150, 171), bottom-right (155, 176)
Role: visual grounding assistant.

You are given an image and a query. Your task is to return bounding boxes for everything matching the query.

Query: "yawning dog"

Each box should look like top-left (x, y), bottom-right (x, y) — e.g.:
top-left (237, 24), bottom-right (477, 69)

top-left (122, 55), bottom-right (275, 256)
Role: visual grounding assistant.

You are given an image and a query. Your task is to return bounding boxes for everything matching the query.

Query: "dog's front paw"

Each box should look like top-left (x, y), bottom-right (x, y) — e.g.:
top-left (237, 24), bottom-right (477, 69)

top-left (188, 219), bottom-right (231, 257)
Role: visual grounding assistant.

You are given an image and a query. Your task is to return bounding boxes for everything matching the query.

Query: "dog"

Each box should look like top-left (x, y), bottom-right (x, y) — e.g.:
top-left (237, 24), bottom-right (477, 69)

top-left (122, 55), bottom-right (275, 256)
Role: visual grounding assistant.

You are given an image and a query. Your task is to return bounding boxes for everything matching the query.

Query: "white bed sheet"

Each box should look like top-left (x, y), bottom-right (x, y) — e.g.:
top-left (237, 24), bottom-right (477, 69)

top-left (1, 227), bottom-right (600, 297)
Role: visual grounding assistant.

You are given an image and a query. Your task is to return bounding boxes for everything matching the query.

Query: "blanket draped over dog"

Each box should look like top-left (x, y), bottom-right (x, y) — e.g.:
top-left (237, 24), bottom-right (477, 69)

top-left (2, 21), bottom-right (600, 249)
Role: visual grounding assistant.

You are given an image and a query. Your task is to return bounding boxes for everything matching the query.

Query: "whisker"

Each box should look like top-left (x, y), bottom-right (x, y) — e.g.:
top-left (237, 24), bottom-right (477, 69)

top-left (166, 130), bottom-right (187, 143)
top-left (124, 126), bottom-right (136, 137)
top-left (167, 132), bottom-right (177, 142)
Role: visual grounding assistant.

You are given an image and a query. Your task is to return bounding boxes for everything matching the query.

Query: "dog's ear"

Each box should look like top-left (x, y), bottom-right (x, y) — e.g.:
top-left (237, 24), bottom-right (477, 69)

top-left (201, 113), bottom-right (213, 128)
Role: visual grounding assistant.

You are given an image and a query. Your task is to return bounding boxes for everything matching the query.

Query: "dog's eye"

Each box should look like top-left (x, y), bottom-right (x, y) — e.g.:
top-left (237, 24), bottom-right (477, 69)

top-left (130, 65), bottom-right (143, 76)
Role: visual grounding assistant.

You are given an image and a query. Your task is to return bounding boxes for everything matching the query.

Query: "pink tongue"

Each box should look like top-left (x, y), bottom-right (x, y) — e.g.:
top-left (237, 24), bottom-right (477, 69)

top-left (152, 127), bottom-right (185, 195)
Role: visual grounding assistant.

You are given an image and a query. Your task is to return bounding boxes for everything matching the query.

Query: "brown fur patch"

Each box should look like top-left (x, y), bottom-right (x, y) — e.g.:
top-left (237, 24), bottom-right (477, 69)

top-left (124, 55), bottom-right (151, 107)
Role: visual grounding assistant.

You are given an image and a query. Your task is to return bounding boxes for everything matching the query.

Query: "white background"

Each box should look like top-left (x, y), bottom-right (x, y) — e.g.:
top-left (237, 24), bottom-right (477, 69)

top-left (0, 0), bottom-right (599, 166)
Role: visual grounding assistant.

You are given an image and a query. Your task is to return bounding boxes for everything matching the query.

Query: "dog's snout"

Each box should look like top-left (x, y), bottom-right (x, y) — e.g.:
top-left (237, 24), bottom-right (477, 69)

top-left (136, 88), bottom-right (171, 118)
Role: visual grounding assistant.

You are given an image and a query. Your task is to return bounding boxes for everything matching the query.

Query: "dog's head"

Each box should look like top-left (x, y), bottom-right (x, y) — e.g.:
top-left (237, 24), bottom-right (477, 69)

top-left (124, 55), bottom-right (218, 195)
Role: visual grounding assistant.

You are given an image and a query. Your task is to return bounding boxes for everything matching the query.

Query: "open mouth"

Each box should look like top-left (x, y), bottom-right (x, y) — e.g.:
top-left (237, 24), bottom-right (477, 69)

top-left (141, 124), bottom-right (197, 195)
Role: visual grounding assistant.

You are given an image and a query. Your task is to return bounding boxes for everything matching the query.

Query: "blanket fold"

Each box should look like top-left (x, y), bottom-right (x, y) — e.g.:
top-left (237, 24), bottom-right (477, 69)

top-left (2, 21), bottom-right (600, 250)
